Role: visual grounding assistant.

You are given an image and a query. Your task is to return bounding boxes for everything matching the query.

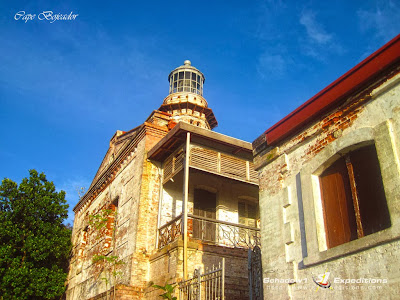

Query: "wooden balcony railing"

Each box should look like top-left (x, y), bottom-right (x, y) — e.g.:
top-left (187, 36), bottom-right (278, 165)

top-left (162, 145), bottom-right (258, 185)
top-left (158, 214), bottom-right (260, 249)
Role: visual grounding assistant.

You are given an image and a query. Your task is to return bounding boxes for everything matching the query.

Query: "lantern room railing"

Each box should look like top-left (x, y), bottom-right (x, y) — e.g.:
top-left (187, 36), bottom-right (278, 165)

top-left (158, 214), bottom-right (260, 249)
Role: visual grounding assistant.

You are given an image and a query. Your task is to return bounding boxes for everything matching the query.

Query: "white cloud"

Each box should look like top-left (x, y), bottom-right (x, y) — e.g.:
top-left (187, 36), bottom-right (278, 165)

top-left (265, 0), bottom-right (287, 11)
top-left (257, 52), bottom-right (287, 79)
top-left (357, 0), bottom-right (400, 43)
top-left (0, 23), bottom-right (167, 125)
top-left (298, 10), bottom-right (345, 60)
top-left (299, 10), bottom-right (332, 45)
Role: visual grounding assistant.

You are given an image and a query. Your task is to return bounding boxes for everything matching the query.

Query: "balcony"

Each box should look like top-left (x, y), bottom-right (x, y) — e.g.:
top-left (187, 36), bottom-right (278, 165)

top-left (162, 145), bottom-right (258, 186)
top-left (158, 214), bottom-right (260, 249)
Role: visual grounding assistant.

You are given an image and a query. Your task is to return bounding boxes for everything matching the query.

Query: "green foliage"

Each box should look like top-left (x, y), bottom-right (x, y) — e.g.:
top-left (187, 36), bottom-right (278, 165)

top-left (92, 254), bottom-right (123, 265)
top-left (89, 208), bottom-right (123, 299)
top-left (152, 283), bottom-right (177, 300)
top-left (0, 170), bottom-right (71, 299)
top-left (89, 209), bottom-right (114, 232)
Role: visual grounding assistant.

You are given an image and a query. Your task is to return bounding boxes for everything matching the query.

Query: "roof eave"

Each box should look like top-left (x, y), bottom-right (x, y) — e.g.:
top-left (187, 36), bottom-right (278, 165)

top-left (148, 122), bottom-right (252, 162)
top-left (257, 34), bottom-right (400, 148)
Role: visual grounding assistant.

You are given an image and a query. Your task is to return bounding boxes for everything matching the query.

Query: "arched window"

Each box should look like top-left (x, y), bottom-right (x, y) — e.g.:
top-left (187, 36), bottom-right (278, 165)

top-left (319, 144), bottom-right (391, 248)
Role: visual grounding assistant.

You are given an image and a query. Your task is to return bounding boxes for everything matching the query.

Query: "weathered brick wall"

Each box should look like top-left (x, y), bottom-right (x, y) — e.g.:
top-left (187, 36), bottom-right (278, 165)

top-left (67, 115), bottom-right (169, 300)
top-left (254, 71), bottom-right (400, 299)
top-left (148, 239), bottom-right (250, 300)
top-left (129, 135), bottom-right (162, 292)
top-left (87, 284), bottom-right (144, 300)
top-left (67, 138), bottom-right (147, 299)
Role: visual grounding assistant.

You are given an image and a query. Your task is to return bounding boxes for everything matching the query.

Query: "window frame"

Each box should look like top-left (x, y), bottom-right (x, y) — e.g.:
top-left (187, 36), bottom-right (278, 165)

top-left (297, 124), bottom-right (400, 266)
top-left (318, 145), bottom-right (391, 249)
top-left (169, 70), bottom-right (204, 95)
top-left (238, 200), bottom-right (259, 228)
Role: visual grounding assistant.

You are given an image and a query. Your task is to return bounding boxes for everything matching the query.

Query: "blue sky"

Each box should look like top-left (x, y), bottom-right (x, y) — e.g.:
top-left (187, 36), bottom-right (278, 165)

top-left (1, 0), bottom-right (399, 224)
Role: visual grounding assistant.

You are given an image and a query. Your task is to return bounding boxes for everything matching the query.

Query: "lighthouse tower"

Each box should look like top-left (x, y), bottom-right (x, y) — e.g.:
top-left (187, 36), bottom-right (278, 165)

top-left (158, 60), bottom-right (218, 129)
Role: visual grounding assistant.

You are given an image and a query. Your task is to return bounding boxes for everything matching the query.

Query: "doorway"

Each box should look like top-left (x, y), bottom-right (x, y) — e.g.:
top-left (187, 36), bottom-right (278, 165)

top-left (192, 189), bottom-right (217, 242)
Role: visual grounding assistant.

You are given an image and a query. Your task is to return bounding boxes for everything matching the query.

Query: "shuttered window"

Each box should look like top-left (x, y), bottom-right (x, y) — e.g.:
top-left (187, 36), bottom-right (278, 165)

top-left (193, 189), bottom-right (217, 242)
top-left (319, 144), bottom-right (391, 249)
top-left (190, 145), bottom-right (258, 184)
top-left (163, 148), bottom-right (184, 183)
top-left (320, 157), bottom-right (357, 248)
top-left (238, 201), bottom-right (258, 228)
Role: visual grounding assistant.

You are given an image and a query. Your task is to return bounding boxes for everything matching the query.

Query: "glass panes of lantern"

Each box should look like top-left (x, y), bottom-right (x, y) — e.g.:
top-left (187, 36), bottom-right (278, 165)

top-left (169, 70), bottom-right (204, 95)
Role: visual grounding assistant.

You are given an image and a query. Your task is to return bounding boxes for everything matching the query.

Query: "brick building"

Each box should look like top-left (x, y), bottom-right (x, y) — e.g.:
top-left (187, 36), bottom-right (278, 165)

top-left (67, 61), bottom-right (260, 299)
top-left (253, 35), bottom-right (400, 299)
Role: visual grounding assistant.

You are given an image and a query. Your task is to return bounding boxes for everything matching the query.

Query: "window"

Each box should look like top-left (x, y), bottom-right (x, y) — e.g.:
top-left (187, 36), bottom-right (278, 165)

top-left (238, 201), bottom-right (258, 228)
top-left (319, 144), bottom-right (390, 249)
top-left (192, 189), bottom-right (216, 242)
top-left (238, 201), bottom-right (259, 245)
top-left (169, 70), bottom-right (204, 95)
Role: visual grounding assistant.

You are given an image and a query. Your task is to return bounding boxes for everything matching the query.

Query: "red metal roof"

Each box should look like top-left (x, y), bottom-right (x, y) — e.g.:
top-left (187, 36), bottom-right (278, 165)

top-left (263, 34), bottom-right (400, 146)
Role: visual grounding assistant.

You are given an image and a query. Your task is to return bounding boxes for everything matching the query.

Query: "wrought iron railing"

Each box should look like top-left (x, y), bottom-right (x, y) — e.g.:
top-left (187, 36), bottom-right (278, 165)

top-left (179, 258), bottom-right (225, 300)
top-left (158, 215), bottom-right (182, 248)
top-left (158, 214), bottom-right (260, 249)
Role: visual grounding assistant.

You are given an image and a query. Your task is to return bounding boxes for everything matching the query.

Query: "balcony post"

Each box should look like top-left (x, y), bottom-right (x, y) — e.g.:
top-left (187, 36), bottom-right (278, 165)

top-left (156, 163), bottom-right (164, 249)
top-left (183, 132), bottom-right (190, 280)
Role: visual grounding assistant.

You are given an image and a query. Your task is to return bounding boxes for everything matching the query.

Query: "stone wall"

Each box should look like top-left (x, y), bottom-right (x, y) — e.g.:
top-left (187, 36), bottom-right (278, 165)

top-left (148, 239), bottom-right (250, 300)
top-left (254, 70), bottom-right (400, 299)
top-left (67, 138), bottom-right (147, 300)
top-left (67, 116), bottom-right (169, 300)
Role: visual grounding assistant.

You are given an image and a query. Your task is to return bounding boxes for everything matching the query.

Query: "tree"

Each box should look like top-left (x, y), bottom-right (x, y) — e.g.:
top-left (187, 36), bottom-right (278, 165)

top-left (0, 169), bottom-right (72, 299)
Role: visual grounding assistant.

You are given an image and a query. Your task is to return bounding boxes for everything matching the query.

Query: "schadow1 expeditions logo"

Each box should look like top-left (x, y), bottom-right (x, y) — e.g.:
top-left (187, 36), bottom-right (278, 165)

top-left (313, 270), bottom-right (333, 290)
